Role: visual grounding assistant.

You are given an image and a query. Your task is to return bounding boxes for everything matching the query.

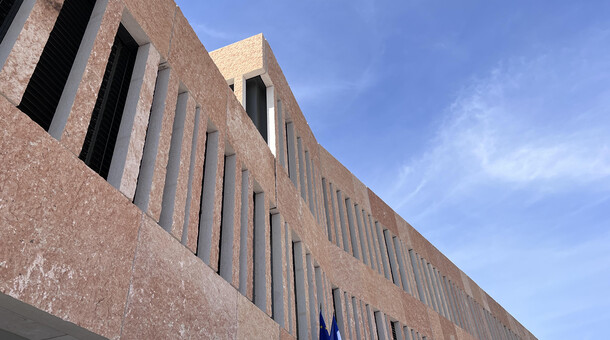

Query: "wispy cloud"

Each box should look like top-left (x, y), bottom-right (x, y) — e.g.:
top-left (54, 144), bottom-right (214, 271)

top-left (377, 29), bottom-right (610, 339)
top-left (191, 22), bottom-right (236, 41)
top-left (291, 66), bottom-right (377, 103)
top-left (385, 42), bottom-right (610, 215)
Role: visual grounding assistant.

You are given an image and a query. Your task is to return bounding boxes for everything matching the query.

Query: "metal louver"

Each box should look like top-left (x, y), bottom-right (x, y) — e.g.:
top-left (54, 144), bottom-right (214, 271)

top-left (0, 0), bottom-right (22, 43)
top-left (79, 24), bottom-right (138, 179)
top-left (17, 0), bottom-right (96, 130)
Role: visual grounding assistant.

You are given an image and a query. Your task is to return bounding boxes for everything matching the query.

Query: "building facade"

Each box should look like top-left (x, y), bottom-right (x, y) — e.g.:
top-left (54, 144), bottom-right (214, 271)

top-left (0, 0), bottom-right (536, 339)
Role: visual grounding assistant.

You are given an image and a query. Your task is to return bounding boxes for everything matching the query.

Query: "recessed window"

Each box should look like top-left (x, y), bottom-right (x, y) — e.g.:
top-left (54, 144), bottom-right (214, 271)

top-left (391, 321), bottom-right (398, 340)
top-left (245, 75), bottom-right (267, 141)
top-left (79, 24), bottom-right (138, 178)
top-left (0, 0), bottom-right (22, 43)
top-left (18, 0), bottom-right (96, 130)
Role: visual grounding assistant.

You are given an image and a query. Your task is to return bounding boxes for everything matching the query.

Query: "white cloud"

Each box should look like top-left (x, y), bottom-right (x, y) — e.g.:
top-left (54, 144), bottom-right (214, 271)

top-left (292, 62), bottom-right (378, 104)
top-left (379, 30), bottom-right (610, 339)
top-left (385, 45), bottom-right (610, 215)
top-left (191, 22), bottom-right (235, 41)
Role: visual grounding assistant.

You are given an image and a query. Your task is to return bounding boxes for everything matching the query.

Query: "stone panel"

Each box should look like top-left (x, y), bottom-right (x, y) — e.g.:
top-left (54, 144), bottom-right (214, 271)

top-left (117, 44), bottom-right (161, 200)
top-left (210, 34), bottom-right (264, 83)
top-left (367, 188), bottom-right (398, 236)
top-left (280, 327), bottom-right (296, 340)
top-left (147, 70), bottom-right (180, 221)
top-left (60, 0), bottom-right (123, 154)
top-left (439, 315), bottom-right (458, 340)
top-left (237, 294), bottom-right (280, 340)
top-left (0, 98), bottom-right (141, 339)
top-left (122, 0), bottom-right (176, 59)
top-left (0, 0), bottom-right (64, 104)
top-left (167, 8), bottom-right (228, 132)
top-left (318, 146), bottom-right (355, 203)
top-left (120, 215), bottom-right (238, 339)
top-left (183, 108), bottom-right (209, 253)
top-left (167, 93), bottom-right (197, 240)
top-left (226, 92), bottom-right (276, 204)
top-left (427, 308), bottom-right (444, 340)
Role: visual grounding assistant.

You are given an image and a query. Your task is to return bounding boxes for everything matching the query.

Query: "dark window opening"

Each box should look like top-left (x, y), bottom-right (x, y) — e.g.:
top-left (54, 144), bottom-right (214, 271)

top-left (245, 75), bottom-right (267, 142)
top-left (229, 83), bottom-right (234, 91)
top-left (195, 131), bottom-right (211, 258)
top-left (79, 24), bottom-right (138, 179)
top-left (292, 241), bottom-right (300, 338)
top-left (0, 0), bottom-right (23, 43)
top-left (18, 0), bottom-right (96, 130)
top-left (391, 321), bottom-right (398, 340)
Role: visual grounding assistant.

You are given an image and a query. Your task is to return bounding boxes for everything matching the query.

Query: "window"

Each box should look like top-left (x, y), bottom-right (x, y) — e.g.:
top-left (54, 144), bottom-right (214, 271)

top-left (391, 321), bottom-right (398, 340)
top-left (293, 241), bottom-right (308, 339)
top-left (158, 92), bottom-right (189, 232)
top-left (332, 289), bottom-right (346, 339)
top-left (18, 0), bottom-right (96, 131)
top-left (79, 24), bottom-right (138, 178)
top-left (197, 130), bottom-right (220, 264)
top-left (219, 154), bottom-right (237, 281)
top-left (374, 311), bottom-right (387, 340)
top-left (133, 68), bottom-right (171, 211)
top-left (238, 170), bottom-right (250, 297)
top-left (0, 0), bottom-right (22, 43)
top-left (321, 178), bottom-right (333, 241)
top-left (253, 191), bottom-right (266, 312)
top-left (245, 75), bottom-right (267, 141)
top-left (270, 213), bottom-right (284, 326)
top-left (345, 198), bottom-right (359, 259)
top-left (285, 121), bottom-right (297, 186)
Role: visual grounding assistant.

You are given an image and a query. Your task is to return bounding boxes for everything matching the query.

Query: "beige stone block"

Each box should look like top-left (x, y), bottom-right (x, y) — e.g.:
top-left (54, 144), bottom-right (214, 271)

top-left (401, 294), bottom-right (432, 337)
top-left (168, 9), bottom-right (228, 133)
top-left (245, 171), bottom-right (255, 301)
top-left (117, 44), bottom-right (161, 200)
top-left (367, 188), bottom-right (399, 236)
top-left (166, 93), bottom-right (197, 240)
top-left (0, 0), bottom-right (64, 105)
top-left (280, 327), bottom-right (296, 340)
top-left (427, 308), bottom-right (444, 340)
top-left (236, 294), bottom-right (279, 340)
top-left (146, 70), bottom-right (180, 221)
top-left (440, 316), bottom-right (459, 340)
top-left (120, 215), bottom-right (239, 339)
top-left (183, 110), bottom-right (209, 253)
top-left (228, 157), bottom-right (243, 287)
top-left (265, 197), bottom-right (273, 317)
top-left (210, 33), bottom-right (264, 82)
top-left (208, 133), bottom-right (225, 272)
top-left (122, 0), bottom-right (175, 59)
top-left (319, 146), bottom-right (355, 202)
top-left (0, 97), bottom-right (141, 339)
top-left (60, 0), bottom-right (123, 155)
top-left (226, 93), bottom-right (276, 203)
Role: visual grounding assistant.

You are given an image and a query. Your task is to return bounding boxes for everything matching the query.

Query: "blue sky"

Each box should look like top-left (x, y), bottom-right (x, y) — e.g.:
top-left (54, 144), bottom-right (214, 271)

top-left (175, 1), bottom-right (610, 338)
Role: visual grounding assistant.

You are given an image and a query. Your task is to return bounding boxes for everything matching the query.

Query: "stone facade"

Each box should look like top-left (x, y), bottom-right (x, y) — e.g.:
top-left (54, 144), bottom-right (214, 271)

top-left (0, 1), bottom-right (536, 339)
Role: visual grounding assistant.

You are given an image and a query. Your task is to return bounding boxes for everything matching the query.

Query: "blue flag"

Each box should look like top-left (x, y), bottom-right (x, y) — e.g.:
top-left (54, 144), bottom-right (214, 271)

top-left (319, 312), bottom-right (330, 340)
top-left (329, 315), bottom-right (342, 340)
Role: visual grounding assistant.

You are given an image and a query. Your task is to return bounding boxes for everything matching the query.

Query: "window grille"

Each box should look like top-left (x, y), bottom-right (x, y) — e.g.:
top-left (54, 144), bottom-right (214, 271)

top-left (79, 24), bottom-right (138, 178)
top-left (0, 0), bottom-right (22, 43)
top-left (18, 0), bottom-right (96, 130)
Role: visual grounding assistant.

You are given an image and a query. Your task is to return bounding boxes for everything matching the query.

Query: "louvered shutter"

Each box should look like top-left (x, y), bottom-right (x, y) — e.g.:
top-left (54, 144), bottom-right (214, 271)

top-left (79, 24), bottom-right (138, 179)
top-left (0, 0), bottom-right (22, 43)
top-left (18, 0), bottom-right (96, 130)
